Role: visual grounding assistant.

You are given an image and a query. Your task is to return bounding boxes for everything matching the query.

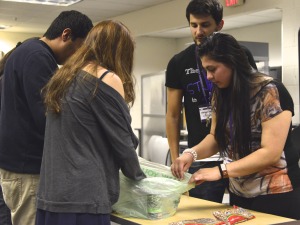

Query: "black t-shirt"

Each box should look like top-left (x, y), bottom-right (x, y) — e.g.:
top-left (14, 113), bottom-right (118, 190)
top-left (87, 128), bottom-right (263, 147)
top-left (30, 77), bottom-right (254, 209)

top-left (166, 44), bottom-right (210, 147)
top-left (272, 80), bottom-right (300, 188)
top-left (272, 80), bottom-right (294, 115)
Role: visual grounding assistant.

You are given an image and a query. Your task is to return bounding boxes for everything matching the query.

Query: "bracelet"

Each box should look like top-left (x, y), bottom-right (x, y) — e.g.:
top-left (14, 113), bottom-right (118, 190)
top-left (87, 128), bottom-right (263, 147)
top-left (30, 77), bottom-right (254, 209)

top-left (218, 163), bottom-right (229, 179)
top-left (182, 148), bottom-right (197, 162)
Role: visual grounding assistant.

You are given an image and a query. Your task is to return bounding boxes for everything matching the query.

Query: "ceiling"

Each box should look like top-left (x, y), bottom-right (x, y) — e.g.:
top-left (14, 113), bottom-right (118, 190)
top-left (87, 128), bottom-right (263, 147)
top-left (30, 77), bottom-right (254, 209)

top-left (0, 0), bottom-right (174, 33)
top-left (0, 0), bottom-right (282, 38)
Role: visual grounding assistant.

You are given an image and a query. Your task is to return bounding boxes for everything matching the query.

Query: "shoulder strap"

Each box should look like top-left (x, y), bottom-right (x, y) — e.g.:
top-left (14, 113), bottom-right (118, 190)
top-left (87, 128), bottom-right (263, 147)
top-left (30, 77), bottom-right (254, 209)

top-left (99, 70), bottom-right (110, 81)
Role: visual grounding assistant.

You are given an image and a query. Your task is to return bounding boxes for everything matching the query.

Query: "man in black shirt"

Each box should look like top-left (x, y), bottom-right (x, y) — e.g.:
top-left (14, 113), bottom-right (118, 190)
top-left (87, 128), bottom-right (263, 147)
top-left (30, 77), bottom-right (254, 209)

top-left (166, 0), bottom-right (257, 203)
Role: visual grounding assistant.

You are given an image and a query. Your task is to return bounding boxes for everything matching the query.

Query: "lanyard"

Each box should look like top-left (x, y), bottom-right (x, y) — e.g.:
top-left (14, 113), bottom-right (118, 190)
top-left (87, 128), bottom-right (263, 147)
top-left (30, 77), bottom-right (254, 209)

top-left (195, 46), bottom-right (213, 105)
top-left (229, 112), bottom-right (235, 158)
top-left (229, 112), bottom-right (234, 150)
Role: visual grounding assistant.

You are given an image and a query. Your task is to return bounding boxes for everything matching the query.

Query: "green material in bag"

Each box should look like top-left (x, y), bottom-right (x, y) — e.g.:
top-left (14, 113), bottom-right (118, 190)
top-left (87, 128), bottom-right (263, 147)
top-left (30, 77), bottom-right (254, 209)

top-left (112, 157), bottom-right (195, 220)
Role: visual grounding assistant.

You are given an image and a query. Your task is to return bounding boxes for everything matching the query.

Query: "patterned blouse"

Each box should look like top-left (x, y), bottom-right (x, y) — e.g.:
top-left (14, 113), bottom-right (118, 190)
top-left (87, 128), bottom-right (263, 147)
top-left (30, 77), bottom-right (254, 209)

top-left (225, 82), bottom-right (293, 198)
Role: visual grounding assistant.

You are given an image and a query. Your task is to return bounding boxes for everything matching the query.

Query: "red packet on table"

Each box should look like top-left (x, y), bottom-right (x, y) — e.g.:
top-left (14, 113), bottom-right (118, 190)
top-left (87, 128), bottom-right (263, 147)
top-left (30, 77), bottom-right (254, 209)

top-left (169, 218), bottom-right (225, 225)
top-left (213, 205), bottom-right (255, 225)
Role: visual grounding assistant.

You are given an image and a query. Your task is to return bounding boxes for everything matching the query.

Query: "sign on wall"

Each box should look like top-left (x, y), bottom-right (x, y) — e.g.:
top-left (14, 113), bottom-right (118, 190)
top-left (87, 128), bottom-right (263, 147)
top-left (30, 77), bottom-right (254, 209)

top-left (225, 0), bottom-right (245, 7)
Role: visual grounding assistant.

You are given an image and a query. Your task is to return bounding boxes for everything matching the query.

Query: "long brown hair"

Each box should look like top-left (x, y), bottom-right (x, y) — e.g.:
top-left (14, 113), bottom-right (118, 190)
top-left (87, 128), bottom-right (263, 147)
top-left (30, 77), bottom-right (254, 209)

top-left (44, 20), bottom-right (136, 113)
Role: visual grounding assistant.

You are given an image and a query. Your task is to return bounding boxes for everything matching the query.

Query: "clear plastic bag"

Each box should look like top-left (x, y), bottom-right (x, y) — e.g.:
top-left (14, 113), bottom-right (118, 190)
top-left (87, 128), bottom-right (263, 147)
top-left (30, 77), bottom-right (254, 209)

top-left (138, 157), bottom-right (192, 183)
top-left (112, 157), bottom-right (195, 220)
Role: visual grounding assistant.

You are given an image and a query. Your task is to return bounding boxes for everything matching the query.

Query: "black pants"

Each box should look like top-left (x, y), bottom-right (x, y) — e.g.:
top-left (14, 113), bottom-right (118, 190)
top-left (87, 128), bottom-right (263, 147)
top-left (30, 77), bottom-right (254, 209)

top-left (0, 185), bottom-right (12, 225)
top-left (35, 209), bottom-right (111, 225)
top-left (229, 187), bottom-right (300, 220)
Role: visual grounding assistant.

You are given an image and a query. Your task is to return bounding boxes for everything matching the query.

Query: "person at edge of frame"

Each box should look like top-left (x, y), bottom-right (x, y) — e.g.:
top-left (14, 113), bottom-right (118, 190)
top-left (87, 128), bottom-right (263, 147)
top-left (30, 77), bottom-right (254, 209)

top-left (171, 32), bottom-right (300, 220)
top-left (0, 11), bottom-right (93, 225)
top-left (0, 40), bottom-right (25, 225)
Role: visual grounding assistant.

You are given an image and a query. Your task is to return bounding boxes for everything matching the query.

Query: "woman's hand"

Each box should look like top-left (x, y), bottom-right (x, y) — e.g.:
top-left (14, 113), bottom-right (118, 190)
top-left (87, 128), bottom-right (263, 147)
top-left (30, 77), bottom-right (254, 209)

top-left (189, 166), bottom-right (222, 186)
top-left (171, 153), bottom-right (194, 180)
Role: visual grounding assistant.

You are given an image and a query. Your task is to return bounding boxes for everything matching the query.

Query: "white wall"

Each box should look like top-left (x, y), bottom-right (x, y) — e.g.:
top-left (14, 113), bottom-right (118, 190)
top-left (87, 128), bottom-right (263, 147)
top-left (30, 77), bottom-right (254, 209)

top-left (0, 31), bottom-right (42, 53)
top-left (225, 21), bottom-right (282, 67)
top-left (281, 0), bottom-right (300, 125)
top-left (132, 36), bottom-right (177, 130)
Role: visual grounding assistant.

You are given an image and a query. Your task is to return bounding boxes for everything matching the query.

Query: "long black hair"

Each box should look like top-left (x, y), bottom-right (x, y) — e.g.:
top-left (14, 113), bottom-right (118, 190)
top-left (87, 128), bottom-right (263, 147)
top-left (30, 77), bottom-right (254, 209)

top-left (198, 32), bottom-right (255, 159)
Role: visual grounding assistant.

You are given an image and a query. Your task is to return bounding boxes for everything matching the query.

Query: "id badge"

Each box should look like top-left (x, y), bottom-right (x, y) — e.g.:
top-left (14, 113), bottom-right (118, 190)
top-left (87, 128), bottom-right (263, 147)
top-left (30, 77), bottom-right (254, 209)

top-left (199, 106), bottom-right (212, 126)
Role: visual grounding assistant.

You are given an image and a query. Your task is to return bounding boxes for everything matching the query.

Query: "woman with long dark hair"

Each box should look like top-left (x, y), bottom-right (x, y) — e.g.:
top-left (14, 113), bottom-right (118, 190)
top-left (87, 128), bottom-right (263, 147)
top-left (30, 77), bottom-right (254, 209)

top-left (171, 32), bottom-right (300, 219)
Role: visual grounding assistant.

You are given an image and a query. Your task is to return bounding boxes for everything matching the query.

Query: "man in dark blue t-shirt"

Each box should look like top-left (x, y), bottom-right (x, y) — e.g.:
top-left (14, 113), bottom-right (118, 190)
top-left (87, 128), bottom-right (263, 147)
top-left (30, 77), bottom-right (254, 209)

top-left (0, 10), bottom-right (93, 225)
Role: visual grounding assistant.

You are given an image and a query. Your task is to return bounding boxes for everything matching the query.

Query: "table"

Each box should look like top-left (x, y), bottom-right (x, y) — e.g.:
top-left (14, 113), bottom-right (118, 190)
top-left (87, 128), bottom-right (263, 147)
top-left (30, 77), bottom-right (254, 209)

top-left (111, 195), bottom-right (296, 225)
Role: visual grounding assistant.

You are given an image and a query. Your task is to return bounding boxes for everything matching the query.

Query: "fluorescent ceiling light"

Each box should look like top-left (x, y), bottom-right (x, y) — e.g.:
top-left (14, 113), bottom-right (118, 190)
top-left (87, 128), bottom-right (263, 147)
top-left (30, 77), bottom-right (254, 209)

top-left (1, 0), bottom-right (82, 6)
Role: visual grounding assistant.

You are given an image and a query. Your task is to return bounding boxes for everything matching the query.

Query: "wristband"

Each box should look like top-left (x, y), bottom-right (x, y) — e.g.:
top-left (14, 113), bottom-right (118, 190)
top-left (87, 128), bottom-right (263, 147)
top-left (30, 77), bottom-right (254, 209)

top-left (218, 163), bottom-right (229, 179)
top-left (182, 148), bottom-right (197, 162)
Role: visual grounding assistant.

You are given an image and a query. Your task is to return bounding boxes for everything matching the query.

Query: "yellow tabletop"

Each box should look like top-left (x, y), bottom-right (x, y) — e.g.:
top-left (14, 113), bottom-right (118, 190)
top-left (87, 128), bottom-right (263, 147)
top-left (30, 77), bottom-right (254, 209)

top-left (112, 195), bottom-right (296, 225)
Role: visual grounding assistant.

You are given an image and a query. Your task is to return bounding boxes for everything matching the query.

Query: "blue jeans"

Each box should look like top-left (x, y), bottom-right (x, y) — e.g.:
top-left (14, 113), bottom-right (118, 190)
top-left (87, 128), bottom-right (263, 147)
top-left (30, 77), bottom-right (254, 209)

top-left (188, 161), bottom-right (228, 203)
top-left (0, 185), bottom-right (12, 225)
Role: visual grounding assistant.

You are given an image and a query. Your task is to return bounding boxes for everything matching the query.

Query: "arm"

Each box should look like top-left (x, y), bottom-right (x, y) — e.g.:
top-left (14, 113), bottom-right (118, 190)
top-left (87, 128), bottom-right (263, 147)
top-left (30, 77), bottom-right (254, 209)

top-left (225, 110), bottom-right (291, 177)
top-left (189, 110), bottom-right (292, 185)
top-left (23, 51), bottom-right (57, 134)
top-left (171, 112), bottom-right (219, 179)
top-left (92, 77), bottom-right (146, 181)
top-left (166, 87), bottom-right (183, 163)
top-left (192, 112), bottom-right (219, 159)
